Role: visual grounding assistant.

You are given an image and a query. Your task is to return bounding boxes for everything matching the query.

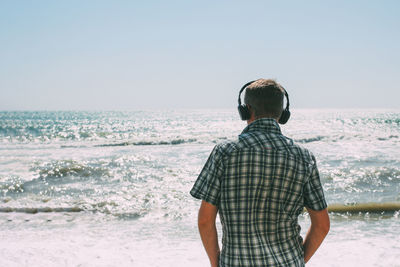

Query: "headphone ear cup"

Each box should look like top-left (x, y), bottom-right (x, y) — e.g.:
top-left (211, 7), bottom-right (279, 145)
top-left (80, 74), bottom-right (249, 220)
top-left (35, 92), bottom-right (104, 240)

top-left (278, 109), bottom-right (291, 124)
top-left (238, 105), bottom-right (251, 121)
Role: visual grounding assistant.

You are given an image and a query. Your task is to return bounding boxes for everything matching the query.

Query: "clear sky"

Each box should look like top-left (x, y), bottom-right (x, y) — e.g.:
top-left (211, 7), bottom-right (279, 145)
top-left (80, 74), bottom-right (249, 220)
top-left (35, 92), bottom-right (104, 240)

top-left (1, 0), bottom-right (399, 110)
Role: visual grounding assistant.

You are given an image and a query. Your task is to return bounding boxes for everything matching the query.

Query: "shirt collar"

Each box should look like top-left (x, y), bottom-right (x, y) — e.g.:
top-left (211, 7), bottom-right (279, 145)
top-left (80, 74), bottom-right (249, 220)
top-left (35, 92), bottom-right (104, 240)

top-left (241, 118), bottom-right (282, 135)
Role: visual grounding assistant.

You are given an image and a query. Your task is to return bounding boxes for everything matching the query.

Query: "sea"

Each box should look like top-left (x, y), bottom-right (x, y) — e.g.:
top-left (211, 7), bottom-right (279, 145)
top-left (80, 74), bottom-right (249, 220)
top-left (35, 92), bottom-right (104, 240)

top-left (0, 109), bottom-right (399, 267)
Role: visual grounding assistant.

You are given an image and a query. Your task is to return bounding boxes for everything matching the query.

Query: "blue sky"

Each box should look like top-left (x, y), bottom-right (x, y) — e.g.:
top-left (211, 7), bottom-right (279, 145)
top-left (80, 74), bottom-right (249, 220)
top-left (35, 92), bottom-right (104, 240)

top-left (1, 0), bottom-right (399, 110)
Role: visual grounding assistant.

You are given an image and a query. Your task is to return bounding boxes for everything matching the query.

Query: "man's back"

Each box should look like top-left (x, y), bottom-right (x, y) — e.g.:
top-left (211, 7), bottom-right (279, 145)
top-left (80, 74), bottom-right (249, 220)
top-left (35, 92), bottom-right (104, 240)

top-left (191, 79), bottom-right (329, 267)
top-left (191, 118), bottom-right (327, 266)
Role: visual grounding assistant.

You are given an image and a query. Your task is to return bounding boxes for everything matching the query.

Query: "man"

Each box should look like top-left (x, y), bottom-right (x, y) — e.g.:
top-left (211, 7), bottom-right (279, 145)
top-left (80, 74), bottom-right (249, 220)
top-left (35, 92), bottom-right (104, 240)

top-left (190, 79), bottom-right (329, 266)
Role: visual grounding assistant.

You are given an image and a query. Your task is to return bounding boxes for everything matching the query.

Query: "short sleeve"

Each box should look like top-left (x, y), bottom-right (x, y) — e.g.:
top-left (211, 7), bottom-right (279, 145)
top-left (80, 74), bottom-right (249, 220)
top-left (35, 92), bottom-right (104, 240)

top-left (190, 145), bottom-right (224, 206)
top-left (303, 155), bottom-right (328, 211)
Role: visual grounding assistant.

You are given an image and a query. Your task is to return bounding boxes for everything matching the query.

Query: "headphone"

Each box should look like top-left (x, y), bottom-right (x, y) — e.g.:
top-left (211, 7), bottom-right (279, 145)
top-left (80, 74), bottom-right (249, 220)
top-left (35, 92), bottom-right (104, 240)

top-left (237, 80), bottom-right (291, 124)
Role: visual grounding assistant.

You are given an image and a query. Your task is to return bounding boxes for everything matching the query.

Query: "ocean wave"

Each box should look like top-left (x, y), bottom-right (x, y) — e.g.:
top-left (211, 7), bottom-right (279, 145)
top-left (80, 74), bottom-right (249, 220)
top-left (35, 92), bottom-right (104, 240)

top-left (0, 207), bottom-right (83, 213)
top-left (377, 135), bottom-right (399, 141)
top-left (323, 166), bottom-right (400, 182)
top-left (33, 160), bottom-right (111, 179)
top-left (295, 135), bottom-right (326, 143)
top-left (0, 160), bottom-right (112, 196)
top-left (366, 117), bottom-right (400, 126)
top-left (0, 177), bottom-right (25, 194)
top-left (0, 126), bottom-right (22, 137)
top-left (94, 138), bottom-right (198, 147)
top-left (294, 134), bottom-right (399, 144)
top-left (0, 202), bottom-right (147, 219)
top-left (322, 166), bottom-right (400, 200)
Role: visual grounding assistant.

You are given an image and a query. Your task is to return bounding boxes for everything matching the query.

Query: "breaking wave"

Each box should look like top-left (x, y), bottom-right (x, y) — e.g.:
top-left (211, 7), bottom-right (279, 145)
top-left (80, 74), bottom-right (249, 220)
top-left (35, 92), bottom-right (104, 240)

top-left (0, 207), bottom-right (83, 213)
top-left (94, 138), bottom-right (198, 147)
top-left (295, 135), bottom-right (327, 143)
top-left (33, 160), bottom-right (111, 179)
top-left (0, 160), bottom-right (111, 196)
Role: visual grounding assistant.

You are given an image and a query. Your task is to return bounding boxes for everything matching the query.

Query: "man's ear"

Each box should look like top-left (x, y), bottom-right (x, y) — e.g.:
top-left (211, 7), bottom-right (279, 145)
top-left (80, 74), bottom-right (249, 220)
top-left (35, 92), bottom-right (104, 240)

top-left (246, 104), bottom-right (252, 113)
top-left (247, 104), bottom-right (256, 116)
top-left (246, 104), bottom-right (255, 123)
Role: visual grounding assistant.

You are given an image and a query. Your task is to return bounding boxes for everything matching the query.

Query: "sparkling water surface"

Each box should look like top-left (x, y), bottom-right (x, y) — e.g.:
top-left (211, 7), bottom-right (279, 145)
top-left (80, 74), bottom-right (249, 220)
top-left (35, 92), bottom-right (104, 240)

top-left (1, 109), bottom-right (399, 266)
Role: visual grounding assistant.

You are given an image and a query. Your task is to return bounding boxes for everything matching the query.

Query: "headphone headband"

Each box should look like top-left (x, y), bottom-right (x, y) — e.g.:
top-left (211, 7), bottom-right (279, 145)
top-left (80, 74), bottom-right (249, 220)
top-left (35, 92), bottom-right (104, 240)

top-left (238, 80), bottom-right (258, 106)
top-left (237, 79), bottom-right (291, 124)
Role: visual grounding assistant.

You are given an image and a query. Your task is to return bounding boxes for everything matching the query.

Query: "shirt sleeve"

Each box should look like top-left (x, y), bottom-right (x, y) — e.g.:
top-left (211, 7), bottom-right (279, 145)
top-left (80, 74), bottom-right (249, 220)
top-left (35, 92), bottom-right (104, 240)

top-left (303, 155), bottom-right (328, 211)
top-left (190, 144), bottom-right (224, 206)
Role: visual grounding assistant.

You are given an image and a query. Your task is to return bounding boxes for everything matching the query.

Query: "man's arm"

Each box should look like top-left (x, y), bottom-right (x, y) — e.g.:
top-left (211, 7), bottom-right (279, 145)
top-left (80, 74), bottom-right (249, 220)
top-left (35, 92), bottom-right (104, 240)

top-left (303, 207), bottom-right (330, 263)
top-left (198, 200), bottom-right (220, 267)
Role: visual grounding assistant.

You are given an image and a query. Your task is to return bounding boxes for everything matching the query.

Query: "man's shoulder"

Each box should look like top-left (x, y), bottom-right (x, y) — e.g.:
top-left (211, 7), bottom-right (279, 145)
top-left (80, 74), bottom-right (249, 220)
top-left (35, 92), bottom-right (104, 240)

top-left (285, 137), bottom-right (317, 165)
top-left (214, 139), bottom-right (241, 155)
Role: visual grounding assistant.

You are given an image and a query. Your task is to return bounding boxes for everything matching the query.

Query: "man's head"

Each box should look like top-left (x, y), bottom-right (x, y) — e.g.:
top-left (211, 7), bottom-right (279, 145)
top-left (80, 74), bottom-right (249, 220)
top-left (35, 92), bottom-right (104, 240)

top-left (244, 79), bottom-right (285, 121)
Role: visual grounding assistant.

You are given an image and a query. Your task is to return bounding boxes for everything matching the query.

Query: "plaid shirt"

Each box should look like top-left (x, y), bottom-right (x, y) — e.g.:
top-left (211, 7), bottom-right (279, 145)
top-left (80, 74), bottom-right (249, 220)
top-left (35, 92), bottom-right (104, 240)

top-left (190, 118), bottom-right (327, 267)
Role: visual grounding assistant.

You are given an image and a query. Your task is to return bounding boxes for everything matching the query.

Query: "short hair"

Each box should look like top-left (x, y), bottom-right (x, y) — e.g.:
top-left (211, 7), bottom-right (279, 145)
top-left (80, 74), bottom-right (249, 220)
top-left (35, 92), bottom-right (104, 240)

top-left (244, 79), bottom-right (284, 119)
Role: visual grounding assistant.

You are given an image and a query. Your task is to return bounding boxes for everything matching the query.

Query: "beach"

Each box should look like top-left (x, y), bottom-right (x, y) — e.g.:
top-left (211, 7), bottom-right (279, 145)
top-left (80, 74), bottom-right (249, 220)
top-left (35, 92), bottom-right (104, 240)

top-left (1, 109), bottom-right (399, 266)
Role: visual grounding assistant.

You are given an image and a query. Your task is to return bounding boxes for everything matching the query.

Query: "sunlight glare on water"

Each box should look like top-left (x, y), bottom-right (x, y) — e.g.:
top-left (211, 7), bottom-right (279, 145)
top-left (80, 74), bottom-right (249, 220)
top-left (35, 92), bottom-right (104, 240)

top-left (0, 109), bottom-right (399, 266)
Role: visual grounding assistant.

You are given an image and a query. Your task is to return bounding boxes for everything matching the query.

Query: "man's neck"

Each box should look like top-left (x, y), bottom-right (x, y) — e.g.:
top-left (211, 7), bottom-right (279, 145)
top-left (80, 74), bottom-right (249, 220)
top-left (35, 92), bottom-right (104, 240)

top-left (247, 116), bottom-right (278, 125)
